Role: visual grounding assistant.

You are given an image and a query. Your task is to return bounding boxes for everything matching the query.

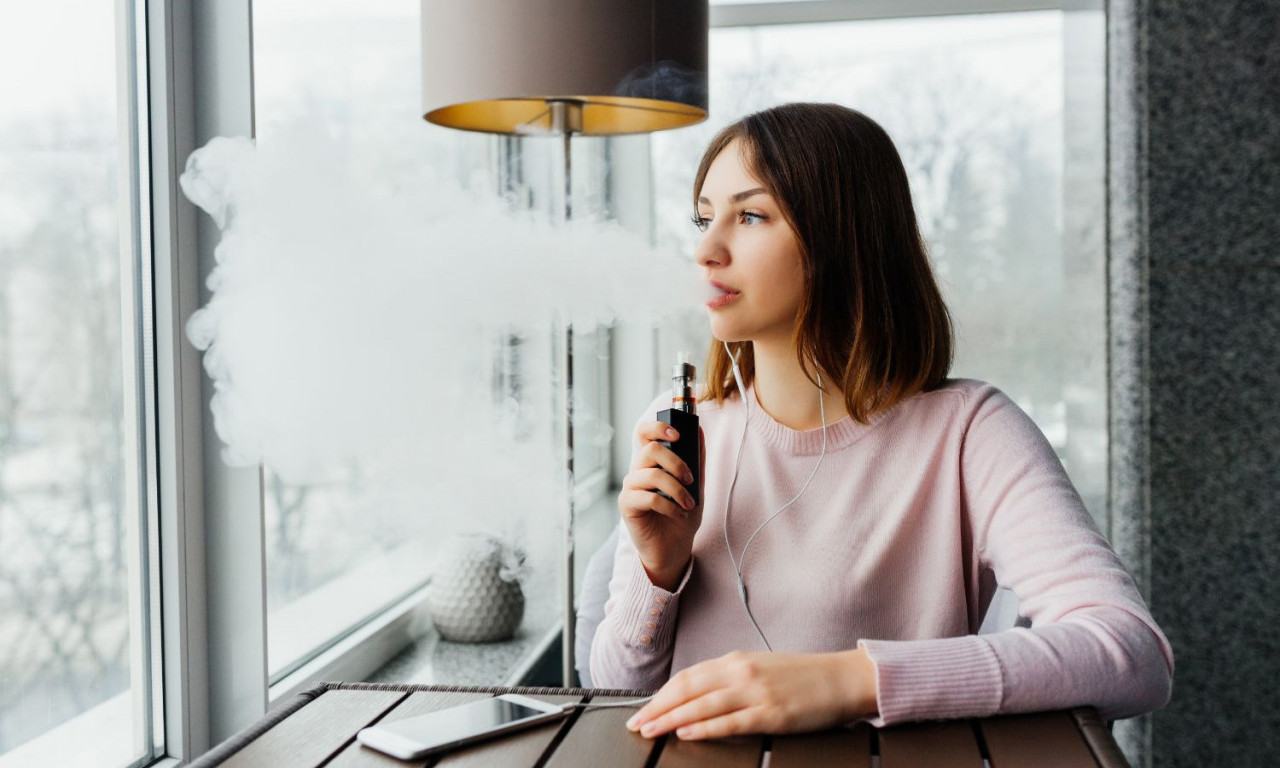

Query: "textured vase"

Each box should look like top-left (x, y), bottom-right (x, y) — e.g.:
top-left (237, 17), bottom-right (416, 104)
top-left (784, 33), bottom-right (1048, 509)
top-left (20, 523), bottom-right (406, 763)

top-left (426, 534), bottom-right (525, 643)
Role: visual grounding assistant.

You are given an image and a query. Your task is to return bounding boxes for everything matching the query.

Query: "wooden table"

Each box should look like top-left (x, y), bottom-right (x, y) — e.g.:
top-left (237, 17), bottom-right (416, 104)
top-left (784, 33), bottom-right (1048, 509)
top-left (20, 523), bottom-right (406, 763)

top-left (188, 683), bottom-right (1131, 768)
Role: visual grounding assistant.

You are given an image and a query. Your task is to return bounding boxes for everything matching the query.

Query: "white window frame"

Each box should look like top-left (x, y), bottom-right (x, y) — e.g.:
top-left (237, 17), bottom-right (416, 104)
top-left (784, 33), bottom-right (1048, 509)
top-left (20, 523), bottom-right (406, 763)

top-left (149, 0), bottom-right (261, 758)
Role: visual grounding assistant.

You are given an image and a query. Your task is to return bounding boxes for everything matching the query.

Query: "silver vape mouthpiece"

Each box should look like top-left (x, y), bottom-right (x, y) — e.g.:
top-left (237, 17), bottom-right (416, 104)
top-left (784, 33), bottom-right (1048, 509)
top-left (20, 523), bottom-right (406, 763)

top-left (671, 362), bottom-right (697, 414)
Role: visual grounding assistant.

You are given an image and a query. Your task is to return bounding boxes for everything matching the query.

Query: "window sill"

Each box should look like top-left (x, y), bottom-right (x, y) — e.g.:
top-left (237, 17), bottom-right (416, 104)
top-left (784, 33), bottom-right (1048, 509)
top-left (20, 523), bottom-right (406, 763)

top-left (269, 580), bottom-right (434, 704)
top-left (268, 489), bottom-right (620, 702)
top-left (362, 570), bottom-right (561, 687)
top-left (0, 690), bottom-right (153, 768)
top-left (362, 491), bottom-right (620, 688)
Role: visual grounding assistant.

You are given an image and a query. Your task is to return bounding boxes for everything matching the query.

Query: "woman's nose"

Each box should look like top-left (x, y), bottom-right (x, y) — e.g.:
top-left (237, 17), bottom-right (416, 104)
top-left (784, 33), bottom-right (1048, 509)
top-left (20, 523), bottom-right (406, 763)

top-left (694, 229), bottom-right (727, 268)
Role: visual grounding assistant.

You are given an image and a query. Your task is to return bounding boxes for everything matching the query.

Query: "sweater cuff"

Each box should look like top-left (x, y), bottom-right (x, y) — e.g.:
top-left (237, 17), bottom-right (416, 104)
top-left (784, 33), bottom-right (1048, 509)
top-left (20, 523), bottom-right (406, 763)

top-left (609, 554), bottom-right (692, 654)
top-left (857, 635), bottom-right (1004, 727)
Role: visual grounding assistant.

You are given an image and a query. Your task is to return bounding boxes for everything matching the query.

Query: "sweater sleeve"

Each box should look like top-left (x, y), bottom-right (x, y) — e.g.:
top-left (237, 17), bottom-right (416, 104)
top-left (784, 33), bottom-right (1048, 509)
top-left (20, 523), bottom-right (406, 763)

top-left (858, 386), bottom-right (1174, 727)
top-left (588, 390), bottom-right (693, 690)
top-left (588, 524), bottom-right (694, 690)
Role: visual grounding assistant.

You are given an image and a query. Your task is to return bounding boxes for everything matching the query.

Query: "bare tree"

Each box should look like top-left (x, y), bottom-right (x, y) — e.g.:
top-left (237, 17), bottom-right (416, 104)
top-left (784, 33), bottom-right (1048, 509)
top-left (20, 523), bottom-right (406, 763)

top-left (0, 109), bottom-right (128, 751)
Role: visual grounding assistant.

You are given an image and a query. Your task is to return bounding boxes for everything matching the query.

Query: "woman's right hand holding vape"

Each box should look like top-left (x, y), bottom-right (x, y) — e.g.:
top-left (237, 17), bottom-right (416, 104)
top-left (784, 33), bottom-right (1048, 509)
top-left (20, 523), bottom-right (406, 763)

top-left (618, 422), bottom-right (705, 592)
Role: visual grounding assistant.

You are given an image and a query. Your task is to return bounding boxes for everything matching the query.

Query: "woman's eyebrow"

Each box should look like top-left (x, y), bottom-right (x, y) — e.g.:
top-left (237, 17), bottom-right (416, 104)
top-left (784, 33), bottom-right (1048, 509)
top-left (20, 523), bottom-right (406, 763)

top-left (698, 187), bottom-right (768, 206)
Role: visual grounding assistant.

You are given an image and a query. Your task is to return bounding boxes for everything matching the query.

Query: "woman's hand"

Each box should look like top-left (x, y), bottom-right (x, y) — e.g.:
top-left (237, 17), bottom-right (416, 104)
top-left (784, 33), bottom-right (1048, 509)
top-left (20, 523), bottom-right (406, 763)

top-left (625, 649), bottom-right (879, 741)
top-left (617, 422), bottom-right (706, 591)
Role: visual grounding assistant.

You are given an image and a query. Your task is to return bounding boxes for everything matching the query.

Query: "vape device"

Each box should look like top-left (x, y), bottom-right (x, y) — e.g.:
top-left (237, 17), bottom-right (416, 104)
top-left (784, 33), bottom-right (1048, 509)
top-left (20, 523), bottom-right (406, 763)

top-left (657, 361), bottom-right (700, 507)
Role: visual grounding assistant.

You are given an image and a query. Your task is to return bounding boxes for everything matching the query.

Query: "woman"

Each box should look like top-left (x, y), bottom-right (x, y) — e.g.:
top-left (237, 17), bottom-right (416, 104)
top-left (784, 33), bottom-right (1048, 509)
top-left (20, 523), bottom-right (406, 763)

top-left (588, 103), bottom-right (1174, 740)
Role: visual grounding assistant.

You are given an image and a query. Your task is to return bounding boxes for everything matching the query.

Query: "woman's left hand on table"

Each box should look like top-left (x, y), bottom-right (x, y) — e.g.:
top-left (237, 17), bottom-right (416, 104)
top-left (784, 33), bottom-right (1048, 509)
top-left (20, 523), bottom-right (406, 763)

top-left (624, 648), bottom-right (879, 741)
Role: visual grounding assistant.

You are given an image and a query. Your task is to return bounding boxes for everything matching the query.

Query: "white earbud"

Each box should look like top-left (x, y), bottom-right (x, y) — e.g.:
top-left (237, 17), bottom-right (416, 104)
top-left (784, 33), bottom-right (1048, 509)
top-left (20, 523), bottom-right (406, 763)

top-left (725, 340), bottom-right (747, 401)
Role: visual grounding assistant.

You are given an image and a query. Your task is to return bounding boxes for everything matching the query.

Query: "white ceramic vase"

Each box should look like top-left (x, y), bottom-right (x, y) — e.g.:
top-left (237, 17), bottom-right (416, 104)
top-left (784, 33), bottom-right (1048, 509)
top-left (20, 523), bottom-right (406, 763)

top-left (426, 534), bottom-right (525, 643)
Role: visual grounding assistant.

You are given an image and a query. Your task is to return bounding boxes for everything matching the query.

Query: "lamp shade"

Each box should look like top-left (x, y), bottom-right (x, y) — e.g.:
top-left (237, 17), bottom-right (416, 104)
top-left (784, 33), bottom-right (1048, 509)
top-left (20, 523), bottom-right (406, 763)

top-left (421, 0), bottom-right (708, 136)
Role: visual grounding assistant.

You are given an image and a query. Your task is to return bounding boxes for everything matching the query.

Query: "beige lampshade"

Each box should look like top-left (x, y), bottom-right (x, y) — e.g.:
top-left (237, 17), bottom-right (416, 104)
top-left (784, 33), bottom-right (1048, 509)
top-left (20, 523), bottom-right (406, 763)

top-left (421, 0), bottom-right (708, 136)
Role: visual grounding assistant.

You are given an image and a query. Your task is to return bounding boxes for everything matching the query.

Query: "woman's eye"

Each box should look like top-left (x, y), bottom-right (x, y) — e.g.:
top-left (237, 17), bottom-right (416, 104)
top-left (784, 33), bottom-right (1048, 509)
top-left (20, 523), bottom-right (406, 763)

top-left (691, 214), bottom-right (711, 232)
top-left (739, 211), bottom-right (767, 225)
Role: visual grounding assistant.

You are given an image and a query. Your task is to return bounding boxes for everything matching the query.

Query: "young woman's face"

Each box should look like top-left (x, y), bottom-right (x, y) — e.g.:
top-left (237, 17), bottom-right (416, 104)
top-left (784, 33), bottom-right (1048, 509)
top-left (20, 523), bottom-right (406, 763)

top-left (694, 139), bottom-right (806, 346)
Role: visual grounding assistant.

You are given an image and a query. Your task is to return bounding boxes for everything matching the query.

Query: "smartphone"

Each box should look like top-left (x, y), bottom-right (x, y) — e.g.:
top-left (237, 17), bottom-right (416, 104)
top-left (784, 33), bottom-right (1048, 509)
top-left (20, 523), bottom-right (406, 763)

top-left (356, 693), bottom-right (569, 760)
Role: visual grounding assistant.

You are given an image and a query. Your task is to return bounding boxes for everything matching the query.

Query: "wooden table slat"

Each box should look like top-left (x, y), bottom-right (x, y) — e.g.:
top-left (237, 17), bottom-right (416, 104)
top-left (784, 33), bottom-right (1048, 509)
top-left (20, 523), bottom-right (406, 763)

top-left (433, 694), bottom-right (585, 768)
top-left (1072, 709), bottom-right (1132, 768)
top-left (769, 724), bottom-right (873, 768)
top-left (878, 720), bottom-right (984, 768)
top-left (541, 695), bottom-right (661, 768)
top-left (654, 733), bottom-right (765, 768)
top-left (221, 689), bottom-right (406, 768)
top-left (326, 690), bottom-right (493, 768)
top-left (980, 711), bottom-right (1103, 768)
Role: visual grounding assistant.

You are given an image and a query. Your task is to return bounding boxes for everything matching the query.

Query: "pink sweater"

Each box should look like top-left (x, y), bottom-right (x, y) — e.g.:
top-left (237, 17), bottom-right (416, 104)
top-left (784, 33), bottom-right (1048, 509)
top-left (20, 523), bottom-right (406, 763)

top-left (589, 379), bottom-right (1174, 727)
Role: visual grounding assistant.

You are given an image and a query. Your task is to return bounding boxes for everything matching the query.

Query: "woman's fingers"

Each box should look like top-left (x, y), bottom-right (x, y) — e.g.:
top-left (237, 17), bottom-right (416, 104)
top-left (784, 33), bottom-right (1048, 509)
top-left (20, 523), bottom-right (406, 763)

top-left (632, 441), bottom-right (694, 484)
top-left (634, 689), bottom-right (746, 739)
top-left (631, 424), bottom-right (693, 482)
top-left (617, 487), bottom-right (687, 521)
top-left (636, 420), bottom-right (681, 444)
top-left (627, 658), bottom-right (720, 728)
top-left (632, 468), bottom-right (696, 510)
top-left (672, 708), bottom-right (764, 741)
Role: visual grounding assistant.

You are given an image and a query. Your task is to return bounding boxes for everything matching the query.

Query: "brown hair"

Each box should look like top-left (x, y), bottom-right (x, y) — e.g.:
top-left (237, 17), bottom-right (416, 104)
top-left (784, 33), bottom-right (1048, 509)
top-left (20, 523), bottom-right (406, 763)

top-left (695, 102), bottom-right (953, 422)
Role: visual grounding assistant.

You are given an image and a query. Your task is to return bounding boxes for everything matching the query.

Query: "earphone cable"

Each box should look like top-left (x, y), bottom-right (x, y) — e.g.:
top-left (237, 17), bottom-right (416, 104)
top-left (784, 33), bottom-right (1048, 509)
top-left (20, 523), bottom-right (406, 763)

top-left (561, 694), bottom-right (654, 712)
top-left (720, 342), bottom-right (828, 652)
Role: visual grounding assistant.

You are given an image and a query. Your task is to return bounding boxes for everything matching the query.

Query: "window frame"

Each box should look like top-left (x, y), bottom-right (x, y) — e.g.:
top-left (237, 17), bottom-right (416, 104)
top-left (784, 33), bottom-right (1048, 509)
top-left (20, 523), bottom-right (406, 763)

top-left (149, 0), bottom-right (262, 758)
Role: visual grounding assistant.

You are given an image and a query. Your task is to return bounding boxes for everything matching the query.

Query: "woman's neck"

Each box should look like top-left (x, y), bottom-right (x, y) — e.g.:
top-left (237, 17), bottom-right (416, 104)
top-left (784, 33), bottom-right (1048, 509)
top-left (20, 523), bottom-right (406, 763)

top-left (748, 339), bottom-right (848, 430)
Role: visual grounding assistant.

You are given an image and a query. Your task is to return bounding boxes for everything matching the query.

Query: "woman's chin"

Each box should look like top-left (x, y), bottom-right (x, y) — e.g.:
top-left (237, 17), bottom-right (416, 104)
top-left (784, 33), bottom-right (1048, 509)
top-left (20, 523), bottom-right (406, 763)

top-left (708, 320), bottom-right (749, 344)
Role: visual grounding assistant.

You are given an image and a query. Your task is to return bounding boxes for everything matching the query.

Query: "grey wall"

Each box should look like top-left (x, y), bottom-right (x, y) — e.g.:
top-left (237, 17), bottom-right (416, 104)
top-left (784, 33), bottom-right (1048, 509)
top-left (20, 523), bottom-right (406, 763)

top-left (1109, 1), bottom-right (1280, 766)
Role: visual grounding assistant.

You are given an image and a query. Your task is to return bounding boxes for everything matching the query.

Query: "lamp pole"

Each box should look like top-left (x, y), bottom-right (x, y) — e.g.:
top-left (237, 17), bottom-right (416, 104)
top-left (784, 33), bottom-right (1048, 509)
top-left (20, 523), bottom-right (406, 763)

top-left (548, 99), bottom-right (582, 687)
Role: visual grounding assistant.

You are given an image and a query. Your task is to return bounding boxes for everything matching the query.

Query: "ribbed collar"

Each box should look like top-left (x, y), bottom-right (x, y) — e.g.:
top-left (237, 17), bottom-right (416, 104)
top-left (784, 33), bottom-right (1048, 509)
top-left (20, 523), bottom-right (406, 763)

top-left (738, 384), bottom-right (895, 456)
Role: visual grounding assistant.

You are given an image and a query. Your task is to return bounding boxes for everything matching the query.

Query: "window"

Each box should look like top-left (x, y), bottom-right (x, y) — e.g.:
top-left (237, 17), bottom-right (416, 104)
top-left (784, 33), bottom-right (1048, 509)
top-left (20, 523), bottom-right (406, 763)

top-left (652, 8), bottom-right (1107, 525)
top-left (251, 0), bottom-right (476, 682)
top-left (0, 2), bottom-right (160, 767)
top-left (251, 0), bottom-right (618, 683)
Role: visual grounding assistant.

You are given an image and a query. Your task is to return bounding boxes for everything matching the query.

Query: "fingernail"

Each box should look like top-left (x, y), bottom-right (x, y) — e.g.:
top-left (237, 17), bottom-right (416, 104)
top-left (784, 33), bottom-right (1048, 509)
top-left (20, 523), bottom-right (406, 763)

top-left (625, 715), bottom-right (639, 730)
top-left (683, 471), bottom-right (693, 484)
top-left (666, 428), bottom-right (678, 439)
top-left (641, 723), bottom-right (657, 737)
top-left (676, 727), bottom-right (691, 739)
top-left (683, 494), bottom-right (695, 509)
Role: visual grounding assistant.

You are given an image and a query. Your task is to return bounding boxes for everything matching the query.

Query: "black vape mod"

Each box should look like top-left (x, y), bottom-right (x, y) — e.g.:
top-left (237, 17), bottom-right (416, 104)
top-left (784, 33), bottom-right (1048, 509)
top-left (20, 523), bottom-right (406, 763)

top-left (657, 361), bottom-right (700, 507)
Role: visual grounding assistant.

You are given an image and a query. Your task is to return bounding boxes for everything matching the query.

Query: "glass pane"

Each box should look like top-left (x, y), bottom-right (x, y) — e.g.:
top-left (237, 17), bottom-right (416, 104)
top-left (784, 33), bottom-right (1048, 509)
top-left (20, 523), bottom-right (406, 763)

top-left (502, 133), bottom-right (616, 495)
top-left (252, 0), bottom-right (493, 679)
top-left (0, 3), bottom-right (154, 767)
top-left (252, 0), bottom-right (624, 679)
top-left (652, 11), bottom-right (1108, 524)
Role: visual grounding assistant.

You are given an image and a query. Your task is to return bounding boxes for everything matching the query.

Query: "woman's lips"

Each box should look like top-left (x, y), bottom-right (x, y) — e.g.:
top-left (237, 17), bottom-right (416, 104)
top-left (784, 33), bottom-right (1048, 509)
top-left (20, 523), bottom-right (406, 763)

top-left (711, 280), bottom-right (742, 307)
top-left (711, 290), bottom-right (742, 308)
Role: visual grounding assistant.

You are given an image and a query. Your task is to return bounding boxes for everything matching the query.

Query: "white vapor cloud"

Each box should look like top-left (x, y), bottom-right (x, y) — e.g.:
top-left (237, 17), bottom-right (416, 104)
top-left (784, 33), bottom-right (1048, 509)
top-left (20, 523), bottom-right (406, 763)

top-left (180, 126), bottom-right (701, 575)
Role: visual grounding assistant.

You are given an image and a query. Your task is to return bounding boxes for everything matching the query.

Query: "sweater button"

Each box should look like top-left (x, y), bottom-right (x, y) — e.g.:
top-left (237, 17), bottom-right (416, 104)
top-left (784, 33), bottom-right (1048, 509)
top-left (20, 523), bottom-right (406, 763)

top-left (649, 608), bottom-right (661, 617)
top-left (644, 621), bottom-right (657, 629)
top-left (640, 635), bottom-right (652, 644)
